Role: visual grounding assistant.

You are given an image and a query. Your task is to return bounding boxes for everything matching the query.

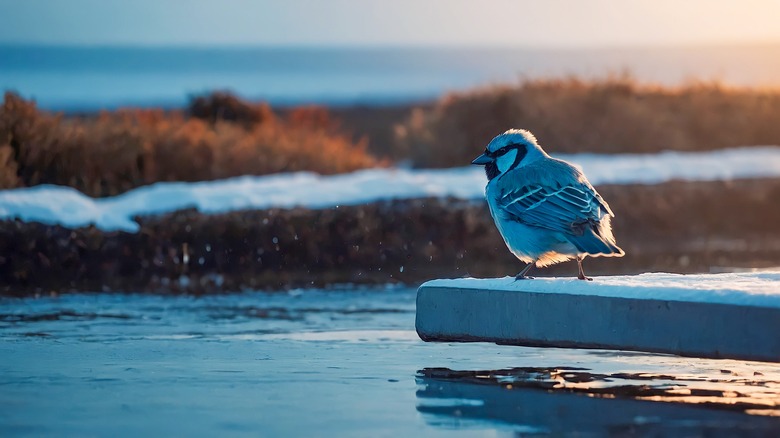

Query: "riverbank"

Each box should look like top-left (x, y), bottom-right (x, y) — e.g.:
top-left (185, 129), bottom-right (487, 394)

top-left (3, 178), bottom-right (779, 296)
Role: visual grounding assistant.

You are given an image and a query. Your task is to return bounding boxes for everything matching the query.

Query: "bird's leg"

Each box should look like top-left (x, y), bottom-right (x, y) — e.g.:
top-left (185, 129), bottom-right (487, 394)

top-left (577, 256), bottom-right (593, 281)
top-left (515, 260), bottom-right (537, 280)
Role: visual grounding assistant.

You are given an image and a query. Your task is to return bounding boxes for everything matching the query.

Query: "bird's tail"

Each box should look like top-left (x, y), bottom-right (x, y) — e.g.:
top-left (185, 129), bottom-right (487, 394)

top-left (567, 227), bottom-right (625, 257)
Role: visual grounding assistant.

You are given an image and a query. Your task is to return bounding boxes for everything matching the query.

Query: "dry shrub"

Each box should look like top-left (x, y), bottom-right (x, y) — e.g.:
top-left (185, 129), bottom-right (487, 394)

top-left (0, 92), bottom-right (93, 190)
top-left (395, 76), bottom-right (780, 167)
top-left (187, 91), bottom-right (273, 127)
top-left (0, 143), bottom-right (18, 189)
top-left (0, 92), bottom-right (377, 196)
top-left (209, 119), bottom-right (373, 178)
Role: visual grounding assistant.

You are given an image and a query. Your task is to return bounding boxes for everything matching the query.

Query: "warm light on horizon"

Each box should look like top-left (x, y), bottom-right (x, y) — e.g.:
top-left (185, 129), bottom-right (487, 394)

top-left (1, 0), bottom-right (780, 48)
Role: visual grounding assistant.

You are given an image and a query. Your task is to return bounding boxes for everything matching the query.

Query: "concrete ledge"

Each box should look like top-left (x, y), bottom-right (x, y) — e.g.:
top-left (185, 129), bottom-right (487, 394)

top-left (416, 272), bottom-right (780, 362)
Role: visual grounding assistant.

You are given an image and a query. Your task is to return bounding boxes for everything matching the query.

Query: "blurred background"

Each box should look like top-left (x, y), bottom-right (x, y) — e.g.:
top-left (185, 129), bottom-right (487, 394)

top-left (3, 3), bottom-right (780, 435)
top-left (2, 0), bottom-right (780, 293)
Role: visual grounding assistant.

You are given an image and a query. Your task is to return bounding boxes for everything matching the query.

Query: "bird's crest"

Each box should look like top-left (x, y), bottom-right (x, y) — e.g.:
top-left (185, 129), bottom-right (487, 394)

top-left (486, 129), bottom-right (538, 152)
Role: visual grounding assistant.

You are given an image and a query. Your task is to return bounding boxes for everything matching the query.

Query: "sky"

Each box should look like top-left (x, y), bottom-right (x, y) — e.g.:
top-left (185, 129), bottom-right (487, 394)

top-left (1, 0), bottom-right (780, 48)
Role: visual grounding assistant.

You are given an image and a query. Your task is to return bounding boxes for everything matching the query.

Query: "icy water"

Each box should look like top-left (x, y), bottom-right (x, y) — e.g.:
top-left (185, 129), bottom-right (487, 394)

top-left (1, 287), bottom-right (779, 437)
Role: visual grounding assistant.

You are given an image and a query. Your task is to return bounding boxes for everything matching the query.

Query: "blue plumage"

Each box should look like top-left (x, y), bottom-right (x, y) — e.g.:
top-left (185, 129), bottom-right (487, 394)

top-left (472, 129), bottom-right (624, 280)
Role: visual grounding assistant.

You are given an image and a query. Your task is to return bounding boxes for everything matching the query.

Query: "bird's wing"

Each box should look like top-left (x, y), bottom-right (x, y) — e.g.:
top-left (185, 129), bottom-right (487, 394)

top-left (493, 161), bottom-right (612, 236)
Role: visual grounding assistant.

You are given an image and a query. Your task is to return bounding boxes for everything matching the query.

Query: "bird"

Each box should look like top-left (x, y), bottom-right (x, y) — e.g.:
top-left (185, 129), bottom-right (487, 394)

top-left (471, 129), bottom-right (624, 281)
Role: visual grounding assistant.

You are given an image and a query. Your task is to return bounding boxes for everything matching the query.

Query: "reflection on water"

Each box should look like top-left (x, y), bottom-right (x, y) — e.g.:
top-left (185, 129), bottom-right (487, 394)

top-left (2, 288), bottom-right (780, 436)
top-left (419, 367), bottom-right (780, 414)
top-left (417, 369), bottom-right (780, 437)
top-left (417, 367), bottom-right (780, 436)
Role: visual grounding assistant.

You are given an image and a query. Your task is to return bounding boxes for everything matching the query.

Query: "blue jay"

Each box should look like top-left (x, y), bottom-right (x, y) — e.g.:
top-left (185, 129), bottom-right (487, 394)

top-left (471, 129), bottom-right (624, 280)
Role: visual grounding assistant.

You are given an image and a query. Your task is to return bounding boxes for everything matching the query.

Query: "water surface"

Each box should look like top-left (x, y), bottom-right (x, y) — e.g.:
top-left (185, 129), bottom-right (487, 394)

top-left (1, 287), bottom-right (779, 436)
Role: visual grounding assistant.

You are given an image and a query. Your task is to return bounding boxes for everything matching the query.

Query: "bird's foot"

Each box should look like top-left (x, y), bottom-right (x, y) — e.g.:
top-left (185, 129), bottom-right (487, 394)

top-left (514, 274), bottom-right (535, 281)
top-left (576, 257), bottom-right (592, 281)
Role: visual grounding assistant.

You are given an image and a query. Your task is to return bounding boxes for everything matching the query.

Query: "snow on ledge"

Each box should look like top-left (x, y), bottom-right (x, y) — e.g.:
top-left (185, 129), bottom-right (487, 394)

top-left (422, 271), bottom-right (780, 309)
top-left (1, 146), bottom-right (780, 232)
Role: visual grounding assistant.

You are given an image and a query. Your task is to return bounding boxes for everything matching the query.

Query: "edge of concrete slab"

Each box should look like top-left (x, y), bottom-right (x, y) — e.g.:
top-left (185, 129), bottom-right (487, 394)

top-left (416, 282), bottom-right (780, 363)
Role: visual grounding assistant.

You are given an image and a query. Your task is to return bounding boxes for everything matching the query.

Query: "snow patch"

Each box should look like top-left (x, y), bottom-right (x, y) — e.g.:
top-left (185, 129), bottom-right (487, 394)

top-left (423, 271), bottom-right (780, 309)
top-left (1, 146), bottom-right (780, 232)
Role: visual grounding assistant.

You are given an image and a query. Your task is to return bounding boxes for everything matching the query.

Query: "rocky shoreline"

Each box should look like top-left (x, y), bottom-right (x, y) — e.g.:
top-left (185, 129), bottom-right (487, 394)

top-left (2, 179), bottom-right (779, 297)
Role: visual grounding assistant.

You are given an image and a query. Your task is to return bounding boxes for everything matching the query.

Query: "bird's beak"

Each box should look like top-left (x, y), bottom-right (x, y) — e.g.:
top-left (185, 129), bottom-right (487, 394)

top-left (471, 153), bottom-right (492, 165)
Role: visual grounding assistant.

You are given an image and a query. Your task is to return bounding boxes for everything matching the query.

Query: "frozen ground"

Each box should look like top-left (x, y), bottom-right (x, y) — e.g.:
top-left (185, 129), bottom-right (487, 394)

top-left (1, 146), bottom-right (780, 232)
top-left (1, 287), bottom-right (779, 436)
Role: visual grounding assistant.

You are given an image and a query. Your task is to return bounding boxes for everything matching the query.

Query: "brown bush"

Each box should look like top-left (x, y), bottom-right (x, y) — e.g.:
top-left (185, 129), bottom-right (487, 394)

top-left (394, 76), bottom-right (780, 167)
top-left (0, 92), bottom-right (377, 196)
top-left (6, 78), bottom-right (780, 194)
top-left (0, 143), bottom-right (18, 189)
top-left (187, 91), bottom-right (273, 127)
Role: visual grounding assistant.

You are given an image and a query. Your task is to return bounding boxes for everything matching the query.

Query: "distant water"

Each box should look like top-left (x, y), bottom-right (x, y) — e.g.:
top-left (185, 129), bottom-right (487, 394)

top-left (2, 44), bottom-right (780, 110)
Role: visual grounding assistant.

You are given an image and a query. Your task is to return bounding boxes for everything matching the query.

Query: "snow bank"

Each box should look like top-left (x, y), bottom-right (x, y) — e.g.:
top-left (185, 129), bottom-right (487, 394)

top-left (557, 146), bottom-right (780, 185)
top-left (423, 271), bottom-right (780, 309)
top-left (2, 146), bottom-right (780, 232)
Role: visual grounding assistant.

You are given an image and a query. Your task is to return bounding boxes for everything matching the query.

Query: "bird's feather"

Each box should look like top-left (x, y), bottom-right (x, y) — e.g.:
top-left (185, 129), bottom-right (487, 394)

top-left (489, 158), bottom-right (622, 256)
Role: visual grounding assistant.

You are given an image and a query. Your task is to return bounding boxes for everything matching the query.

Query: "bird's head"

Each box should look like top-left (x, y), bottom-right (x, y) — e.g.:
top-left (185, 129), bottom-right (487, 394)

top-left (471, 129), bottom-right (548, 180)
